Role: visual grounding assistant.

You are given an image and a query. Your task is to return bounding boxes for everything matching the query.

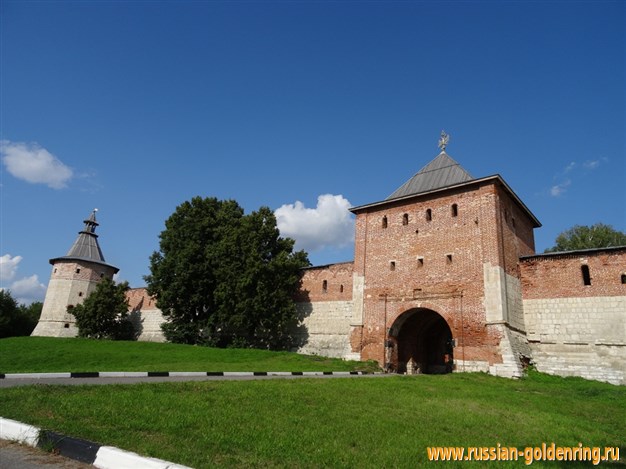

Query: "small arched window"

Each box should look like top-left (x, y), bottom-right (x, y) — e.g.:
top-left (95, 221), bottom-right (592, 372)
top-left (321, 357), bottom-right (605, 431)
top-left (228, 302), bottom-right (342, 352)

top-left (402, 213), bottom-right (409, 225)
top-left (451, 204), bottom-right (458, 217)
top-left (340, 284), bottom-right (344, 293)
top-left (322, 280), bottom-right (328, 292)
top-left (426, 209), bottom-right (432, 221)
top-left (621, 274), bottom-right (626, 284)
top-left (382, 216), bottom-right (388, 229)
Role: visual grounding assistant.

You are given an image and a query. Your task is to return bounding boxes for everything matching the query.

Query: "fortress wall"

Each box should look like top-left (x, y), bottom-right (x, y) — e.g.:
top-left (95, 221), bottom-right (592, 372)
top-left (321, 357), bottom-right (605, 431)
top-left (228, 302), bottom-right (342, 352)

top-left (126, 288), bottom-right (166, 342)
top-left (520, 249), bottom-right (626, 385)
top-left (295, 300), bottom-right (354, 358)
top-left (522, 296), bottom-right (625, 385)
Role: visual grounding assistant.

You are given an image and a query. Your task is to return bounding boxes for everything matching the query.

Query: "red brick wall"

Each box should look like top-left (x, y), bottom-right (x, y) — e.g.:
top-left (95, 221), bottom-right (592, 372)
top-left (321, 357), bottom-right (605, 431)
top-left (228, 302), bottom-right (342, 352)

top-left (126, 287), bottom-right (158, 311)
top-left (495, 185), bottom-right (537, 277)
top-left (51, 260), bottom-right (117, 283)
top-left (296, 262), bottom-right (354, 302)
top-left (520, 248), bottom-right (626, 299)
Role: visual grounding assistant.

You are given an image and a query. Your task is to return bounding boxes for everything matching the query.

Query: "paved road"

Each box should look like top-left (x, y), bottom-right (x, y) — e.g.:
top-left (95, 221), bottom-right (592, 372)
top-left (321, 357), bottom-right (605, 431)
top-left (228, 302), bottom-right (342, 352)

top-left (0, 373), bottom-right (389, 388)
top-left (0, 441), bottom-right (91, 469)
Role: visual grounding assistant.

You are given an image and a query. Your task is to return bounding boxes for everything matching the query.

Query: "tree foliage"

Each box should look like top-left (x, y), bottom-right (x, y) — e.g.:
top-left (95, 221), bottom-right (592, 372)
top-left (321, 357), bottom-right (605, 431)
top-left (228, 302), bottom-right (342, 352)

top-left (0, 291), bottom-right (42, 338)
top-left (145, 196), bottom-right (310, 349)
top-left (69, 278), bottom-right (135, 340)
top-left (544, 223), bottom-right (626, 253)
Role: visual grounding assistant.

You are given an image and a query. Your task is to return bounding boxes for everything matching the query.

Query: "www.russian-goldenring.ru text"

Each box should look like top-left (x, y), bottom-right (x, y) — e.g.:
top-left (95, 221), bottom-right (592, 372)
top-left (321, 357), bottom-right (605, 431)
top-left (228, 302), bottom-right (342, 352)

top-left (427, 443), bottom-right (620, 465)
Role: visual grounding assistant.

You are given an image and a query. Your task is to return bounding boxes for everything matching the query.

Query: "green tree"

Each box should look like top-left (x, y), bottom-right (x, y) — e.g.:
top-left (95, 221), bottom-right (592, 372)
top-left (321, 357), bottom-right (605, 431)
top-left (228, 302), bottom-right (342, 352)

top-left (19, 301), bottom-right (43, 332)
top-left (545, 223), bottom-right (626, 253)
top-left (0, 291), bottom-right (41, 338)
top-left (145, 197), bottom-right (310, 349)
top-left (69, 278), bottom-right (135, 340)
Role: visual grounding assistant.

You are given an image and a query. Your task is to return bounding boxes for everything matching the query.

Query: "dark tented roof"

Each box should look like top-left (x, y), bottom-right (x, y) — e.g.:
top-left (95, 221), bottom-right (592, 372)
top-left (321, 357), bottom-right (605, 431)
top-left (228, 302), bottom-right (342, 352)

top-left (50, 210), bottom-right (118, 272)
top-left (65, 210), bottom-right (105, 262)
top-left (386, 151), bottom-right (474, 200)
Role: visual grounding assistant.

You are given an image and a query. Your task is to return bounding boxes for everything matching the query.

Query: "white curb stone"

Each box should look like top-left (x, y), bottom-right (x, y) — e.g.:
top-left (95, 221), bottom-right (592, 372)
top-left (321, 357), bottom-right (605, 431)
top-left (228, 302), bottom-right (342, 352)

top-left (94, 446), bottom-right (193, 469)
top-left (168, 372), bottom-right (207, 377)
top-left (99, 371), bottom-right (148, 377)
top-left (4, 372), bottom-right (71, 379)
top-left (0, 417), bottom-right (40, 446)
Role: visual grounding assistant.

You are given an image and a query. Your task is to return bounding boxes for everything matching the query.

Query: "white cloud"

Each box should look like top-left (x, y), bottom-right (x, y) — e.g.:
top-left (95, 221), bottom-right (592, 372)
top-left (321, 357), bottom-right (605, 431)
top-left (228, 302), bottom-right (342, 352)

top-left (0, 254), bottom-right (23, 282)
top-left (550, 179), bottom-right (571, 197)
top-left (564, 162), bottom-right (576, 173)
top-left (548, 156), bottom-right (607, 197)
top-left (1, 140), bottom-right (73, 189)
top-left (9, 275), bottom-right (47, 305)
top-left (583, 157), bottom-right (609, 169)
top-left (275, 194), bottom-right (354, 252)
top-left (0, 254), bottom-right (47, 304)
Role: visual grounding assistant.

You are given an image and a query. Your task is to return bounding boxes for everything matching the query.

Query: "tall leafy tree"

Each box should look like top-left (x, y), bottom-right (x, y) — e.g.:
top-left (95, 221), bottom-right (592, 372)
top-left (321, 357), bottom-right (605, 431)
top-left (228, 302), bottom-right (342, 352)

top-left (145, 197), bottom-right (310, 349)
top-left (69, 278), bottom-right (135, 340)
top-left (0, 291), bottom-right (41, 337)
top-left (545, 223), bottom-right (626, 253)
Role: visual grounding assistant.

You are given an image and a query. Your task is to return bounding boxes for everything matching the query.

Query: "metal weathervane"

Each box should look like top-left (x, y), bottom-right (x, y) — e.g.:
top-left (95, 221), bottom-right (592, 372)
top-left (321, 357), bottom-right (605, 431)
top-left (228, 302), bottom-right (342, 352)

top-left (438, 130), bottom-right (450, 152)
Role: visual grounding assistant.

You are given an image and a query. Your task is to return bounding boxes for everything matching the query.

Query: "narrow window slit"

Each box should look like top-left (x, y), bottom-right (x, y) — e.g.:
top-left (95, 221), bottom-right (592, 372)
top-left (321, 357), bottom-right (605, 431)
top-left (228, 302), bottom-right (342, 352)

top-left (581, 265), bottom-right (591, 286)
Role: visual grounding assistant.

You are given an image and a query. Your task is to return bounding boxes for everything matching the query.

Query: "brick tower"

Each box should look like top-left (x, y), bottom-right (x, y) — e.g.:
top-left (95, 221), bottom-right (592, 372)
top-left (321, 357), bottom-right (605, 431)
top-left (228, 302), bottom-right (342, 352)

top-left (348, 133), bottom-right (541, 377)
top-left (31, 210), bottom-right (119, 337)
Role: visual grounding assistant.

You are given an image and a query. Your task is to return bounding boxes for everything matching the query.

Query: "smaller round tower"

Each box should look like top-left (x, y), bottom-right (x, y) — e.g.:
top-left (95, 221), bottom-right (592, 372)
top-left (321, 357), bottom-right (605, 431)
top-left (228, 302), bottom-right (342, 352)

top-left (31, 210), bottom-right (119, 337)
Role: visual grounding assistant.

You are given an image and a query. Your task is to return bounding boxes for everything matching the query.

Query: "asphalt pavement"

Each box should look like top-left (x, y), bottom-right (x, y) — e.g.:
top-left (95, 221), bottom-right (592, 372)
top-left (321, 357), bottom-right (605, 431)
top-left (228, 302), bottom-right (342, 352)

top-left (0, 440), bottom-right (91, 469)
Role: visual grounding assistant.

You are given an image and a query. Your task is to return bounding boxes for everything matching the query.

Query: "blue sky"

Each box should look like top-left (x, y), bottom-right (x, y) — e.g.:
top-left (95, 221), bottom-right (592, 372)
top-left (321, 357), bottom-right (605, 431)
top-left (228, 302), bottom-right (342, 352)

top-left (1, 0), bottom-right (624, 304)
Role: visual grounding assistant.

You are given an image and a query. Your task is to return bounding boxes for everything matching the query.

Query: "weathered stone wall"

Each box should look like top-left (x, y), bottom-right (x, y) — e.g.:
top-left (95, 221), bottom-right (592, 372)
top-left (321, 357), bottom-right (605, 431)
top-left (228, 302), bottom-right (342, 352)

top-left (520, 248), bottom-right (626, 385)
top-left (294, 263), bottom-right (354, 358)
top-left (295, 301), bottom-right (354, 358)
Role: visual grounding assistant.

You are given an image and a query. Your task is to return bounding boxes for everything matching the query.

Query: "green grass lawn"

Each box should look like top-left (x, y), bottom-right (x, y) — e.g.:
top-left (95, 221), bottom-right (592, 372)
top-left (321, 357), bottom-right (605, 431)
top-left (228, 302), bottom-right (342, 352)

top-left (0, 337), bottom-right (378, 373)
top-left (1, 372), bottom-right (624, 468)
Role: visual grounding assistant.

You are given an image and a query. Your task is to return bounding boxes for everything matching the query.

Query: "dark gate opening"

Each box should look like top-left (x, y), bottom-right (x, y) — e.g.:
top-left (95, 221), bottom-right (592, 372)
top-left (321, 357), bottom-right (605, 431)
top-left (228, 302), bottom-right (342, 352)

top-left (389, 309), bottom-right (453, 374)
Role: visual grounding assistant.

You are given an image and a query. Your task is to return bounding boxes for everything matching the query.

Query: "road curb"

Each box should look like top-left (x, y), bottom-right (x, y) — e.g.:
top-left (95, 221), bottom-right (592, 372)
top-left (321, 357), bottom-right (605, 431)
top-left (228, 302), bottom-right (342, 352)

top-left (0, 370), bottom-right (377, 379)
top-left (0, 416), bottom-right (192, 468)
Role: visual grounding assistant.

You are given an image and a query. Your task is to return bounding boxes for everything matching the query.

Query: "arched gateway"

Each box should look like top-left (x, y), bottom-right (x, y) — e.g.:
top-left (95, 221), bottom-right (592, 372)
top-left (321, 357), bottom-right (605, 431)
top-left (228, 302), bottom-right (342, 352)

top-left (388, 308), bottom-right (454, 374)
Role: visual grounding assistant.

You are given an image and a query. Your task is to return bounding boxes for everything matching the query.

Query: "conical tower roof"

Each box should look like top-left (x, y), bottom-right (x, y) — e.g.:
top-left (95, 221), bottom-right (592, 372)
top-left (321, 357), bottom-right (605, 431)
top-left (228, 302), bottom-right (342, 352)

top-left (50, 210), bottom-right (119, 271)
top-left (386, 151), bottom-right (474, 200)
